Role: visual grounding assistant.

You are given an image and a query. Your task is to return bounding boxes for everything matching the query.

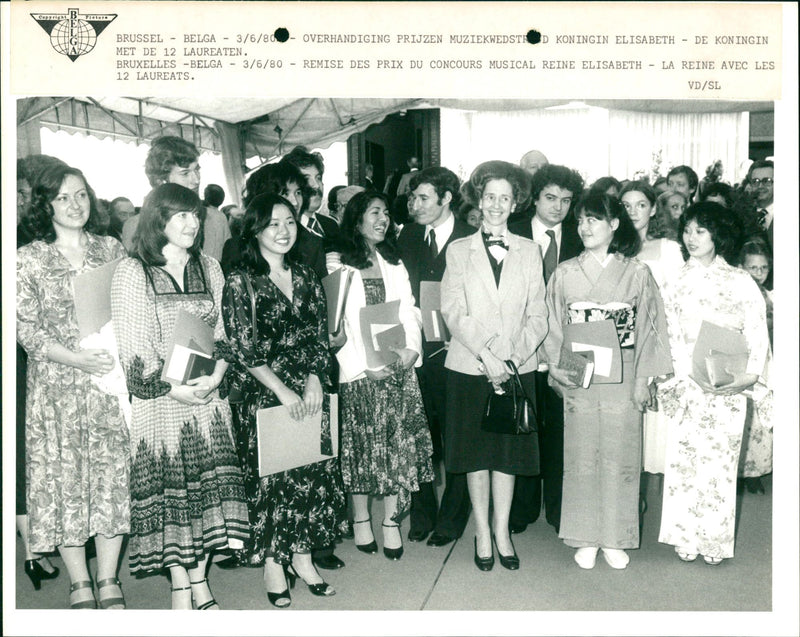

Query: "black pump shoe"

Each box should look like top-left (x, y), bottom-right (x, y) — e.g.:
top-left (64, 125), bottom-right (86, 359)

top-left (493, 535), bottom-right (520, 570)
top-left (267, 567), bottom-right (295, 608)
top-left (473, 537), bottom-right (494, 571)
top-left (353, 519), bottom-right (378, 554)
top-left (24, 558), bottom-right (60, 590)
top-left (381, 522), bottom-right (404, 560)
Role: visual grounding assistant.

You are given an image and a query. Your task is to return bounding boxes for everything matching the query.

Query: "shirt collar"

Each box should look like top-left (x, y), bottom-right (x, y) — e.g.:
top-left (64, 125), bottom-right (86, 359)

top-left (425, 212), bottom-right (455, 248)
top-left (531, 215), bottom-right (561, 243)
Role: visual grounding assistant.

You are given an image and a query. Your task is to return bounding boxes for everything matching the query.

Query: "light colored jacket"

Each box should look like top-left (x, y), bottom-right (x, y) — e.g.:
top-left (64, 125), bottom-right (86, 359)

top-left (336, 252), bottom-right (423, 383)
top-left (441, 232), bottom-right (548, 375)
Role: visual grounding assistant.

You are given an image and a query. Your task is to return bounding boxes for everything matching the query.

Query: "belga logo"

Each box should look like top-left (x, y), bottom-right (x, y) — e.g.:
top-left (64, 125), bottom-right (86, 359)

top-left (31, 8), bottom-right (116, 61)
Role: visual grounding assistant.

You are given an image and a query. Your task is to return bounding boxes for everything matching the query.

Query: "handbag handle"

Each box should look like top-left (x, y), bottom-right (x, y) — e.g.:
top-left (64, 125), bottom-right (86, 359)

top-left (504, 359), bottom-right (538, 423)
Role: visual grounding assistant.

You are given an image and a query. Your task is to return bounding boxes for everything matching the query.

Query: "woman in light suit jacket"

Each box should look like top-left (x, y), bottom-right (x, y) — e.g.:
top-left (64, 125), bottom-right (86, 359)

top-left (335, 191), bottom-right (434, 561)
top-left (441, 161), bottom-right (548, 572)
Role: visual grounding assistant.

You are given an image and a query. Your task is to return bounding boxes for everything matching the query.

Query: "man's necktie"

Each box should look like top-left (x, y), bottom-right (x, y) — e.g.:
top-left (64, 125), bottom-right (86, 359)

top-left (427, 228), bottom-right (438, 260)
top-left (543, 229), bottom-right (557, 282)
top-left (757, 208), bottom-right (768, 229)
top-left (307, 216), bottom-right (323, 237)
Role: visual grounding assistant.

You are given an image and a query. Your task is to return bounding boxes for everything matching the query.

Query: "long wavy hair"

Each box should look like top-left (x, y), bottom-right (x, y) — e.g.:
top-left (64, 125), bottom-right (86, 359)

top-left (133, 183), bottom-right (205, 266)
top-left (339, 191), bottom-right (400, 269)
top-left (22, 164), bottom-right (104, 243)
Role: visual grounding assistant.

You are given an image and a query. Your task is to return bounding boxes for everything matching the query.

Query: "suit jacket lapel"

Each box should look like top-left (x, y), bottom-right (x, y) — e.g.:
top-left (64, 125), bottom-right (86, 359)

top-left (497, 234), bottom-right (522, 301)
top-left (468, 233), bottom-right (500, 303)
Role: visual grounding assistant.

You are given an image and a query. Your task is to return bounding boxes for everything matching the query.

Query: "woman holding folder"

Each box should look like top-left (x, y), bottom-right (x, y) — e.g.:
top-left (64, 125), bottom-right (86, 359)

top-left (543, 190), bottom-right (672, 570)
top-left (112, 184), bottom-right (249, 609)
top-left (441, 160), bottom-right (547, 572)
top-left (222, 193), bottom-right (346, 607)
top-left (335, 191), bottom-right (433, 561)
top-left (17, 163), bottom-right (130, 608)
top-left (657, 202), bottom-right (769, 565)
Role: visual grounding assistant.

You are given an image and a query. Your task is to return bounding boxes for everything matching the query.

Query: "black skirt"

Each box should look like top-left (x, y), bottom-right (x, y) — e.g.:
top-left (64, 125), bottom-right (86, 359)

top-left (444, 370), bottom-right (540, 475)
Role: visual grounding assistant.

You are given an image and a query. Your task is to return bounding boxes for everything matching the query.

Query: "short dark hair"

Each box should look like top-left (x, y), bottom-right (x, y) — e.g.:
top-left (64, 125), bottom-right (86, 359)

top-left (463, 160), bottom-right (531, 211)
top-left (678, 201), bottom-right (743, 263)
top-left (145, 136), bottom-right (200, 187)
top-left (700, 182), bottom-right (735, 208)
top-left (409, 166), bottom-right (462, 210)
top-left (22, 164), bottom-right (104, 243)
top-left (282, 145), bottom-right (325, 177)
top-left (340, 191), bottom-right (400, 269)
top-left (667, 165), bottom-right (699, 194)
top-left (203, 184), bottom-right (225, 208)
top-left (589, 176), bottom-right (622, 196)
top-left (530, 164), bottom-right (584, 204)
top-left (746, 159), bottom-right (774, 181)
top-left (575, 190), bottom-right (641, 258)
top-left (243, 162), bottom-right (309, 212)
top-left (327, 185), bottom-right (346, 209)
top-left (239, 192), bottom-right (298, 275)
top-left (738, 237), bottom-right (772, 269)
top-left (133, 183), bottom-right (205, 265)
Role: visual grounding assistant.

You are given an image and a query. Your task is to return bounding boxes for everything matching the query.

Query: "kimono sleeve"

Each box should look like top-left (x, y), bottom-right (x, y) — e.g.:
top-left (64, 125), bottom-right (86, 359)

top-left (542, 265), bottom-right (568, 366)
top-left (738, 273), bottom-right (769, 377)
top-left (16, 246), bottom-right (57, 361)
top-left (111, 258), bottom-right (171, 399)
top-left (633, 266), bottom-right (673, 379)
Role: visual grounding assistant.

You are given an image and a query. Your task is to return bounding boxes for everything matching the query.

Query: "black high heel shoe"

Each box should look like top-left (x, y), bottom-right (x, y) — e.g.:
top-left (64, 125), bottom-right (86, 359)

top-left (24, 558), bottom-right (60, 590)
top-left (492, 534), bottom-right (520, 570)
top-left (353, 518), bottom-right (378, 554)
top-left (381, 522), bottom-right (404, 560)
top-left (266, 566), bottom-right (295, 608)
top-left (473, 537), bottom-right (494, 572)
top-left (286, 564), bottom-right (335, 597)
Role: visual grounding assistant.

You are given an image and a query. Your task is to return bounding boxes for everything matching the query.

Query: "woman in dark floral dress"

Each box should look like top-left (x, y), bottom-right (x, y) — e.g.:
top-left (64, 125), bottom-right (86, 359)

top-left (222, 193), bottom-right (346, 608)
top-left (335, 192), bottom-right (433, 561)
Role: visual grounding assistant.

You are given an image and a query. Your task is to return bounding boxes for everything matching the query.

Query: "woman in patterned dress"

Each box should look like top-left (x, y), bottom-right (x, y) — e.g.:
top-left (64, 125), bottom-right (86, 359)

top-left (17, 164), bottom-right (130, 609)
top-left (222, 193), bottom-right (346, 608)
top-left (658, 202), bottom-right (769, 565)
top-left (111, 183), bottom-right (249, 609)
top-left (336, 191), bottom-right (434, 561)
top-left (544, 191), bottom-right (673, 570)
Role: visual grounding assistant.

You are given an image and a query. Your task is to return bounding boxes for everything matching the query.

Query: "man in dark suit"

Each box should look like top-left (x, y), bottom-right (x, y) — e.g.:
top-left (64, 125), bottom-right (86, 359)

top-left (508, 164), bottom-right (585, 535)
top-left (397, 167), bottom-right (475, 547)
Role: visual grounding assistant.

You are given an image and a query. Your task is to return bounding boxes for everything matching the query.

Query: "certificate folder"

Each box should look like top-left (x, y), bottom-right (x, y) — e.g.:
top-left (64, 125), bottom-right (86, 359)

top-left (562, 319), bottom-right (621, 384)
top-left (359, 300), bottom-right (405, 370)
top-left (257, 394), bottom-right (339, 476)
top-left (74, 257), bottom-right (123, 338)
top-left (322, 268), bottom-right (354, 334)
top-left (691, 321), bottom-right (749, 387)
top-left (161, 309), bottom-right (215, 384)
top-left (419, 281), bottom-right (450, 342)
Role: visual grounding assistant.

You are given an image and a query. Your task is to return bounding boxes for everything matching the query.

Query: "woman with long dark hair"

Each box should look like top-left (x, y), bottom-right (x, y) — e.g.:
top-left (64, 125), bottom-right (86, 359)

top-left (111, 183), bottom-right (249, 609)
top-left (335, 191), bottom-right (434, 561)
top-left (17, 164), bottom-right (129, 608)
top-left (544, 191), bottom-right (672, 570)
top-left (222, 193), bottom-right (346, 608)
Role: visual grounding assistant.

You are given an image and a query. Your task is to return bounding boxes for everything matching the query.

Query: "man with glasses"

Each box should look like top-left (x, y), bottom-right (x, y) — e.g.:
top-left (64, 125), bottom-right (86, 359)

top-left (746, 160), bottom-right (774, 248)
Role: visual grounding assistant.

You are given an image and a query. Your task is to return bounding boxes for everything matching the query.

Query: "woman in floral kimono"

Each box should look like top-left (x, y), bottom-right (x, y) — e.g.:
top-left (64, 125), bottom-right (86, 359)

top-left (544, 190), bottom-right (672, 570)
top-left (658, 202), bottom-right (768, 565)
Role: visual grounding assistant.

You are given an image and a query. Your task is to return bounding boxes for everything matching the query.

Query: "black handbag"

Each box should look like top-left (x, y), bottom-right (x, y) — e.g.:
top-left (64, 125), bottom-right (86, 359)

top-left (480, 360), bottom-right (537, 435)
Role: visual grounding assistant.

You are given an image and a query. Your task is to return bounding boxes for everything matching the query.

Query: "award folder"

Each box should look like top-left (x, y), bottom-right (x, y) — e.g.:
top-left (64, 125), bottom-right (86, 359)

top-left (74, 258), bottom-right (123, 338)
top-left (321, 267), bottom-right (354, 334)
top-left (419, 281), bottom-right (450, 342)
top-left (562, 319), bottom-right (621, 384)
top-left (257, 394), bottom-right (339, 476)
top-left (359, 300), bottom-right (406, 370)
top-left (558, 347), bottom-right (595, 388)
top-left (161, 309), bottom-right (216, 384)
top-left (691, 321), bottom-right (749, 387)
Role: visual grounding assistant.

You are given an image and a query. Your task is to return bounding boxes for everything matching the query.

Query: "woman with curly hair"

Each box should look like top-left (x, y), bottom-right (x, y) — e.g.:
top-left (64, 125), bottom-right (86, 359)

top-left (335, 191), bottom-right (434, 562)
top-left (441, 161), bottom-right (548, 572)
top-left (111, 183), bottom-right (249, 609)
top-left (658, 202), bottom-right (769, 565)
top-left (17, 164), bottom-right (130, 608)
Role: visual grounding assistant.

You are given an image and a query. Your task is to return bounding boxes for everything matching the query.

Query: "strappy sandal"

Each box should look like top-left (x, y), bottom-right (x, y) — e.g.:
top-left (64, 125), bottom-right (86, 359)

top-left (353, 518), bottom-right (377, 554)
top-left (190, 578), bottom-right (219, 610)
top-left (69, 580), bottom-right (97, 609)
top-left (97, 577), bottom-right (126, 609)
top-left (170, 584), bottom-right (192, 610)
top-left (381, 522), bottom-right (403, 560)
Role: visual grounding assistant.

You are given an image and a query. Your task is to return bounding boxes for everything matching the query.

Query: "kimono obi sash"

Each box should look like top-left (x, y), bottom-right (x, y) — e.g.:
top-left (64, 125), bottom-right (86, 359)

top-left (567, 301), bottom-right (636, 349)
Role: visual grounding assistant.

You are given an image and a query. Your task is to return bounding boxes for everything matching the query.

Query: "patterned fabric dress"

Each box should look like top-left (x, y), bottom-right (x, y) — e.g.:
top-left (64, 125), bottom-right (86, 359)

top-left (339, 278), bottom-right (434, 521)
top-left (222, 264), bottom-right (347, 566)
top-left (111, 254), bottom-right (249, 574)
top-left (17, 234), bottom-right (131, 553)
top-left (543, 252), bottom-right (672, 550)
top-left (658, 256), bottom-right (769, 559)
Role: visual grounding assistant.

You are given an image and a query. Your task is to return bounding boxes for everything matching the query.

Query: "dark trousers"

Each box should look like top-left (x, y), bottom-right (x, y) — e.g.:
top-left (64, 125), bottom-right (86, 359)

top-left (509, 371), bottom-right (564, 531)
top-left (409, 350), bottom-right (471, 537)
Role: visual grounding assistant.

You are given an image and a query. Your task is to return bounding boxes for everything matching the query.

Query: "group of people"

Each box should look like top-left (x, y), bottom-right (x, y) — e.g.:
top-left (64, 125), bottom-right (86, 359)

top-left (16, 135), bottom-right (773, 610)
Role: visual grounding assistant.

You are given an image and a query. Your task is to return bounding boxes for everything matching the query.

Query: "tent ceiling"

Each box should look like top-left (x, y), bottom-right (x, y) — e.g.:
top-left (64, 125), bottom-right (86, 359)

top-left (19, 96), bottom-right (773, 163)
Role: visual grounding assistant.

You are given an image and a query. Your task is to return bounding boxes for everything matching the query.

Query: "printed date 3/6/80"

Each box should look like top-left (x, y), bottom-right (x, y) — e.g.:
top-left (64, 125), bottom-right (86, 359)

top-left (242, 59), bottom-right (284, 69)
top-left (237, 33), bottom-right (280, 44)
top-left (688, 80), bottom-right (721, 90)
